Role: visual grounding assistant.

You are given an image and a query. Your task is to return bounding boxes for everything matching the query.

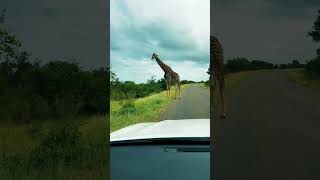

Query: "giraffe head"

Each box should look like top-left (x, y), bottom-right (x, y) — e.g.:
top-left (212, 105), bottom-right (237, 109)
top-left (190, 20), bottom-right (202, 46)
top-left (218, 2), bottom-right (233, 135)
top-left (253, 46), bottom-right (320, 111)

top-left (151, 53), bottom-right (158, 60)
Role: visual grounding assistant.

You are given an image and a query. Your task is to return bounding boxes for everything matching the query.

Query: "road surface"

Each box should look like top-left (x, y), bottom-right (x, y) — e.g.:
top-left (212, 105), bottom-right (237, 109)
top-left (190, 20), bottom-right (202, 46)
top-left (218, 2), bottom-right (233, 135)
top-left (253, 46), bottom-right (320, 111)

top-left (160, 84), bottom-right (209, 120)
top-left (215, 70), bottom-right (320, 180)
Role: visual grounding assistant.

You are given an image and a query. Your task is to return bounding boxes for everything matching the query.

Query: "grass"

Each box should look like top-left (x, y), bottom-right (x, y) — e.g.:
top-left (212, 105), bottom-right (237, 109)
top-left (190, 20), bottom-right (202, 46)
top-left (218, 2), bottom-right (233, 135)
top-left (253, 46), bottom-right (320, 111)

top-left (203, 70), bottom-right (263, 90)
top-left (0, 116), bottom-right (108, 180)
top-left (225, 70), bottom-right (263, 89)
top-left (110, 84), bottom-right (190, 132)
top-left (288, 68), bottom-right (320, 91)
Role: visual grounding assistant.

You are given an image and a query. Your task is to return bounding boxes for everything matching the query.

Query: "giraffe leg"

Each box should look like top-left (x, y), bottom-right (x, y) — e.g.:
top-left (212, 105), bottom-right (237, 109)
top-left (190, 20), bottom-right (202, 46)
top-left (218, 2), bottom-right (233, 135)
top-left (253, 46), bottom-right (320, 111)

top-left (178, 83), bottom-right (181, 99)
top-left (219, 76), bottom-right (226, 119)
top-left (212, 75), bottom-right (222, 141)
top-left (168, 79), bottom-right (171, 97)
top-left (175, 83), bottom-right (178, 99)
top-left (176, 75), bottom-right (181, 99)
top-left (212, 76), bottom-right (220, 120)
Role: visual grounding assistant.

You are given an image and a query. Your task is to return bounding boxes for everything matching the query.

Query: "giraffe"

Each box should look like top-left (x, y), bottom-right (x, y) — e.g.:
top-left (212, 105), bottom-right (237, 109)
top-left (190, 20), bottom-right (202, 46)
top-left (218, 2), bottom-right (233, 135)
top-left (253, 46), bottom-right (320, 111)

top-left (208, 35), bottom-right (226, 121)
top-left (151, 53), bottom-right (181, 99)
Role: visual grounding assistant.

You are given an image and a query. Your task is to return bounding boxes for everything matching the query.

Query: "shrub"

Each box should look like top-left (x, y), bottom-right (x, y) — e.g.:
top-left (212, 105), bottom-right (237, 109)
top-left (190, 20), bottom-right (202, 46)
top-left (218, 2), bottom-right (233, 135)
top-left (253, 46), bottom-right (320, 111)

top-left (305, 56), bottom-right (320, 75)
top-left (118, 100), bottom-right (136, 115)
top-left (7, 97), bottom-right (32, 123)
top-left (29, 123), bottom-right (83, 169)
top-left (30, 95), bottom-right (51, 119)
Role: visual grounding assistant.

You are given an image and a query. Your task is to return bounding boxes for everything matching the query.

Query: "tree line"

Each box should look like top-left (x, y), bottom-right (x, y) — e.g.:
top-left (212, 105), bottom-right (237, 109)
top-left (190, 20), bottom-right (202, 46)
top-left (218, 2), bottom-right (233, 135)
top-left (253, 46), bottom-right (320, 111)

top-left (110, 72), bottom-right (198, 101)
top-left (0, 10), bottom-right (108, 123)
top-left (224, 58), bottom-right (305, 73)
top-left (110, 73), bottom-right (167, 100)
top-left (306, 9), bottom-right (320, 76)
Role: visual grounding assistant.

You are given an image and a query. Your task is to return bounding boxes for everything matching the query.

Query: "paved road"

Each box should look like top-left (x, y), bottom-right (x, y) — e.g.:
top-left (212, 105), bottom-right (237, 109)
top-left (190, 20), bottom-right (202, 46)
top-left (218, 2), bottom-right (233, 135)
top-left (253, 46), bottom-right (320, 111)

top-left (215, 70), bottom-right (320, 180)
top-left (160, 84), bottom-right (209, 120)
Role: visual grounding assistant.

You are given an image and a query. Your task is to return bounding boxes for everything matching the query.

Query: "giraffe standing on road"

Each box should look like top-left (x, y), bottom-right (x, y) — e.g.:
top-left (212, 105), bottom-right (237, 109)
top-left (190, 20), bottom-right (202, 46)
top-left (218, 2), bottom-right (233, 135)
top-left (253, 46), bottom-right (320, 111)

top-left (151, 53), bottom-right (181, 99)
top-left (208, 35), bottom-right (226, 120)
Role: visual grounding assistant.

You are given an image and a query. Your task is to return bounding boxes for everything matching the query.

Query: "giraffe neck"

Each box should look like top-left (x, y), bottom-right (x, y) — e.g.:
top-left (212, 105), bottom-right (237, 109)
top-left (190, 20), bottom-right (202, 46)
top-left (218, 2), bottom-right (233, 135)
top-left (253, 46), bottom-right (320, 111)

top-left (210, 35), bottom-right (223, 77)
top-left (155, 56), bottom-right (171, 73)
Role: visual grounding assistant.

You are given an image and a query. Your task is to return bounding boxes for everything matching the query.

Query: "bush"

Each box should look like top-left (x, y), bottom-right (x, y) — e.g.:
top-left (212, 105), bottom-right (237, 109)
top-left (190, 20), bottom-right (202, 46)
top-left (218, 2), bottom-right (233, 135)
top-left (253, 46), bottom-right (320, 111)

top-left (7, 97), bottom-right (32, 123)
top-left (224, 58), bottom-right (304, 72)
top-left (30, 95), bottom-right (51, 119)
top-left (29, 123), bottom-right (83, 169)
top-left (305, 56), bottom-right (320, 75)
top-left (110, 76), bottom-right (167, 100)
top-left (0, 60), bottom-right (109, 122)
top-left (118, 100), bottom-right (136, 115)
top-left (52, 96), bottom-right (80, 118)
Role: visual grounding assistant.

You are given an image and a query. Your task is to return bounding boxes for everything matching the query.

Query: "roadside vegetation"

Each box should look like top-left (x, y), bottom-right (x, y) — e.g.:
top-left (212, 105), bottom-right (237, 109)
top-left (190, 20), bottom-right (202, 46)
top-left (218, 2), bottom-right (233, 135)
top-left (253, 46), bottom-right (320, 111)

top-left (0, 116), bottom-right (108, 179)
top-left (288, 9), bottom-right (320, 92)
top-left (288, 65), bottom-right (320, 92)
top-left (203, 70), bottom-right (263, 90)
top-left (110, 74), bottom-right (190, 132)
top-left (0, 10), bottom-right (108, 179)
top-left (224, 58), bottom-right (304, 74)
top-left (110, 66), bottom-right (197, 132)
top-left (224, 71), bottom-right (263, 89)
top-left (203, 54), bottom-right (306, 88)
top-left (110, 71), bottom-right (194, 100)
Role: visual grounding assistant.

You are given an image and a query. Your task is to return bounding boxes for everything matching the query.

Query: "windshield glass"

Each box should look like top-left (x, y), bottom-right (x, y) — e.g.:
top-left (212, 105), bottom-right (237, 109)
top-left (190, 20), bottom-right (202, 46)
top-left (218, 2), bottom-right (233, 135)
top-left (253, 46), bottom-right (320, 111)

top-left (110, 0), bottom-right (210, 179)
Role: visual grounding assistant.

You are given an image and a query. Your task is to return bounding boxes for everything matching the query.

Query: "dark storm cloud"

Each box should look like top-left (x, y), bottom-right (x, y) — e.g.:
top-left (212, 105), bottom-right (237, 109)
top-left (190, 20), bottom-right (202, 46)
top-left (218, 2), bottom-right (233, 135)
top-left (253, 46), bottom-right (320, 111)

top-left (211, 0), bottom-right (319, 64)
top-left (0, 0), bottom-right (108, 69)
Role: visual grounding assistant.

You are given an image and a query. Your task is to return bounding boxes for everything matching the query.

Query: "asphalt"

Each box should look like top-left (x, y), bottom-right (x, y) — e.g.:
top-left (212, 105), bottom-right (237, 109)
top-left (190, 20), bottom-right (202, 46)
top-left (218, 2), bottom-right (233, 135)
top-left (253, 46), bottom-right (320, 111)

top-left (215, 70), bottom-right (320, 180)
top-left (160, 84), bottom-right (210, 120)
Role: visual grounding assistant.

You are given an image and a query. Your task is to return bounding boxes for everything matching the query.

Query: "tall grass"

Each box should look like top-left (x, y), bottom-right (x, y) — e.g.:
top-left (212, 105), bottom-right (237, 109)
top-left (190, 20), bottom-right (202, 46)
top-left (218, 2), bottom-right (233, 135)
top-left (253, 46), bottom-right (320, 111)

top-left (224, 70), bottom-right (264, 89)
top-left (0, 116), bottom-right (108, 179)
top-left (288, 68), bottom-right (320, 91)
top-left (203, 70), bottom-right (262, 90)
top-left (110, 84), bottom-right (190, 132)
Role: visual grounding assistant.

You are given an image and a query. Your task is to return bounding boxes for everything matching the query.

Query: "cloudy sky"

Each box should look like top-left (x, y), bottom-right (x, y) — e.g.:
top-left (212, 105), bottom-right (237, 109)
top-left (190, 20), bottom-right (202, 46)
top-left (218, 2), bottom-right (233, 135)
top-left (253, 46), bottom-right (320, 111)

top-left (111, 0), bottom-right (210, 83)
top-left (212, 0), bottom-right (320, 64)
top-left (0, 0), bottom-right (108, 69)
top-left (2, 0), bottom-right (318, 72)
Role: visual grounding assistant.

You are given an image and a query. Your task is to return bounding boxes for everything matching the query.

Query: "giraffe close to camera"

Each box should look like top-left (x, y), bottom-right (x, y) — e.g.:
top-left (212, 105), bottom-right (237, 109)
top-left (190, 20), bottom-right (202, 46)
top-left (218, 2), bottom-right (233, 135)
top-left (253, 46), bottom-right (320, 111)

top-left (208, 35), bottom-right (226, 120)
top-left (151, 53), bottom-right (181, 99)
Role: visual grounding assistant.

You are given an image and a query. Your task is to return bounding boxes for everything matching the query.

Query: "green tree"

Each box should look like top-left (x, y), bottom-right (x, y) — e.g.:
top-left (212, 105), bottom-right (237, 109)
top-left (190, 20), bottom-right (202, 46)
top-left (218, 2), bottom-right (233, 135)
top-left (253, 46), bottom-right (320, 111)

top-left (306, 9), bottom-right (320, 75)
top-left (308, 9), bottom-right (320, 56)
top-left (308, 9), bottom-right (320, 42)
top-left (0, 9), bottom-right (21, 61)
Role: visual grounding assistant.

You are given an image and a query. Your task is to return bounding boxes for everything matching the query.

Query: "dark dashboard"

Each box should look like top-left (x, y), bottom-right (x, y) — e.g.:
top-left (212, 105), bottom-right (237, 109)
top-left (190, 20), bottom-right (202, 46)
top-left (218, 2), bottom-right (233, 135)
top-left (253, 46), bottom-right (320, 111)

top-left (110, 138), bottom-right (210, 180)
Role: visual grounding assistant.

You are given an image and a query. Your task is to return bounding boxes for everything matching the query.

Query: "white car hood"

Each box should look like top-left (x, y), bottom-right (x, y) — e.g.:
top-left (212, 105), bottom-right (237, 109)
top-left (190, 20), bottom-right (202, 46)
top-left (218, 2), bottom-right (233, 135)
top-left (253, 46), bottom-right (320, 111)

top-left (110, 119), bottom-right (210, 142)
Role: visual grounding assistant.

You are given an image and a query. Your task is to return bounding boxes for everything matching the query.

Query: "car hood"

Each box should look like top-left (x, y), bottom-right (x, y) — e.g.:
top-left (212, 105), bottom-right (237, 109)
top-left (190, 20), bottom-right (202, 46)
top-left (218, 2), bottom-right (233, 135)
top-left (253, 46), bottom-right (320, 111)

top-left (110, 119), bottom-right (210, 142)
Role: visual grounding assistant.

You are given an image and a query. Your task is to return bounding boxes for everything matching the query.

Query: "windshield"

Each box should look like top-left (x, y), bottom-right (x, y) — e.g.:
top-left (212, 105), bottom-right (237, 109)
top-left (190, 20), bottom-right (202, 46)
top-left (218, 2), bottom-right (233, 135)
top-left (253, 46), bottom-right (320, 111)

top-left (110, 0), bottom-right (211, 179)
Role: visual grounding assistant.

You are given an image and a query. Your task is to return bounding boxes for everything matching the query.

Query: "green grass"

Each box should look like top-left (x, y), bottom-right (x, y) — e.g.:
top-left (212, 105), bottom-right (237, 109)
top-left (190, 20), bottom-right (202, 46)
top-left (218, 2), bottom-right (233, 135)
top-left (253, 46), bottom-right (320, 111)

top-left (203, 70), bottom-right (263, 90)
top-left (0, 116), bottom-right (108, 180)
top-left (288, 68), bottom-right (320, 91)
top-left (110, 84), bottom-right (190, 132)
top-left (225, 70), bottom-right (263, 89)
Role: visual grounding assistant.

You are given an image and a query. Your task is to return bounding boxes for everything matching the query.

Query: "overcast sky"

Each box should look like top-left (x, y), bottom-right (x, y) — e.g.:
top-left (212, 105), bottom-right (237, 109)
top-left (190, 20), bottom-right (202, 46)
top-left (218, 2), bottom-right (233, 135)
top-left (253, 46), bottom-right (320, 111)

top-left (0, 0), bottom-right (108, 69)
top-left (212, 0), bottom-right (320, 64)
top-left (111, 0), bottom-right (210, 83)
top-left (1, 0), bottom-right (318, 72)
